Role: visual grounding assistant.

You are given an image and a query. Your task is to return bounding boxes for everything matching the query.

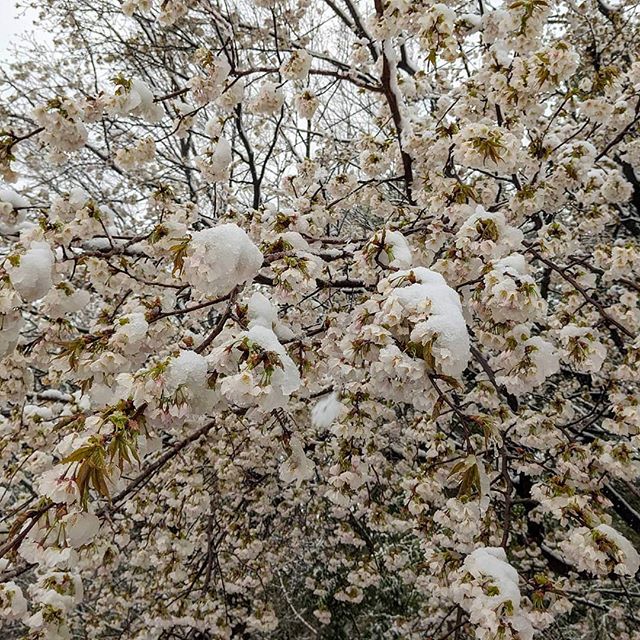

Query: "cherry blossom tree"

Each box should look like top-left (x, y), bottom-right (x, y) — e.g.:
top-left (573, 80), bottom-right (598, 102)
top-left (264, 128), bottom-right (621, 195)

top-left (1, 0), bottom-right (640, 638)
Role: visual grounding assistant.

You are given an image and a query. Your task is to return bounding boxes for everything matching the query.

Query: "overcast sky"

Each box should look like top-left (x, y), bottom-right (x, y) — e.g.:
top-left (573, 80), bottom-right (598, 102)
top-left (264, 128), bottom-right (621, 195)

top-left (0, 0), bottom-right (38, 56)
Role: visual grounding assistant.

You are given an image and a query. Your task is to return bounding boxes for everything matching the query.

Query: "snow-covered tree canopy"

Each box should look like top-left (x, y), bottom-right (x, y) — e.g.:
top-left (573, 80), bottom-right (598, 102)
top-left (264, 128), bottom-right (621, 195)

top-left (1, 0), bottom-right (640, 638)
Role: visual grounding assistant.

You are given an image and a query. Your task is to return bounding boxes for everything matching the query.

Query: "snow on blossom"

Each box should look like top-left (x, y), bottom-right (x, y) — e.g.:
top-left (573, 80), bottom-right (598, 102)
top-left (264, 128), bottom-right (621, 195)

top-left (418, 4), bottom-right (457, 61)
top-left (387, 267), bottom-right (470, 377)
top-left (311, 392), bottom-right (346, 429)
top-left (0, 306), bottom-right (23, 358)
top-left (196, 137), bottom-right (232, 183)
top-left (243, 325), bottom-right (299, 398)
top-left (453, 547), bottom-right (534, 640)
top-left (329, 267), bottom-right (471, 414)
top-left (475, 254), bottom-right (547, 324)
top-left (456, 206), bottom-right (523, 259)
top-left (111, 312), bottom-right (149, 355)
top-left (279, 436), bottom-right (315, 485)
top-left (36, 467), bottom-right (80, 505)
top-left (26, 571), bottom-right (83, 637)
top-left (165, 349), bottom-right (209, 394)
top-left (183, 223), bottom-right (263, 297)
top-left (594, 524), bottom-right (640, 575)
top-left (295, 90), bottom-right (319, 120)
top-left (42, 286), bottom-right (91, 319)
top-left (281, 50), bottom-right (312, 81)
top-left (560, 524), bottom-right (640, 576)
top-left (558, 324), bottom-right (607, 373)
top-left (204, 116), bottom-right (222, 138)
top-left (388, 236), bottom-right (412, 271)
top-left (251, 81), bottom-right (285, 115)
top-left (366, 229), bottom-right (413, 270)
top-left (3, 3), bottom-right (640, 639)
top-left (61, 511), bottom-right (101, 548)
top-left (0, 581), bottom-right (27, 620)
top-left (109, 78), bottom-right (164, 122)
top-left (0, 188), bottom-right (29, 234)
top-left (213, 322), bottom-right (301, 411)
top-left (7, 240), bottom-right (55, 302)
top-left (247, 291), bottom-right (294, 341)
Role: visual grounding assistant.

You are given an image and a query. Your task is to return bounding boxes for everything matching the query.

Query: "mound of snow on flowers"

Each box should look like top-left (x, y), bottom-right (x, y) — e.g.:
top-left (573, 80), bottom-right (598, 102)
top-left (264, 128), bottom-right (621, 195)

top-left (183, 223), bottom-right (263, 298)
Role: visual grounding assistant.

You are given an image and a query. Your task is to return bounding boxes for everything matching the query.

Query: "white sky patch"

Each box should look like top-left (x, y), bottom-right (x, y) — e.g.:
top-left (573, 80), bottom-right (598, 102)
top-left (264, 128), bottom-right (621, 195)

top-left (0, 0), bottom-right (38, 56)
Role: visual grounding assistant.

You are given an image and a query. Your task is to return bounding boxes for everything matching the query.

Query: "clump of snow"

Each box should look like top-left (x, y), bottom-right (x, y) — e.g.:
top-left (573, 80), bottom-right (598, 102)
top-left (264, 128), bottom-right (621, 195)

top-left (61, 511), bottom-right (101, 548)
top-left (474, 253), bottom-right (547, 325)
top-left (387, 267), bottom-right (470, 377)
top-left (455, 547), bottom-right (534, 640)
top-left (456, 206), bottom-right (523, 259)
top-left (384, 230), bottom-right (413, 268)
top-left (183, 223), bottom-right (264, 298)
top-left (0, 581), bottom-right (27, 620)
top-left (561, 524), bottom-right (640, 576)
top-left (212, 137), bottom-right (231, 170)
top-left (0, 188), bottom-right (29, 234)
top-left (595, 524), bottom-right (640, 575)
top-left (251, 81), bottom-right (285, 115)
top-left (109, 78), bottom-right (164, 123)
top-left (43, 286), bottom-right (91, 319)
top-left (165, 349), bottom-right (209, 394)
top-left (279, 436), bottom-right (315, 486)
top-left (211, 318), bottom-right (301, 411)
top-left (0, 307), bottom-right (23, 358)
top-left (39, 389), bottom-right (73, 402)
top-left (7, 240), bottom-right (55, 302)
top-left (494, 253), bottom-right (528, 275)
top-left (465, 547), bottom-right (521, 605)
top-left (247, 292), bottom-right (277, 328)
top-left (196, 137), bottom-right (232, 183)
top-left (311, 392), bottom-right (346, 429)
top-left (524, 337), bottom-right (559, 380)
top-left (281, 50), bottom-right (312, 81)
top-left (111, 312), bottom-right (149, 355)
top-left (247, 292), bottom-right (294, 341)
top-left (245, 324), bottom-right (301, 397)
